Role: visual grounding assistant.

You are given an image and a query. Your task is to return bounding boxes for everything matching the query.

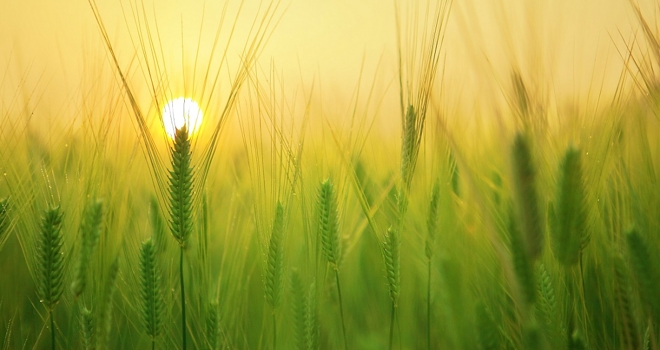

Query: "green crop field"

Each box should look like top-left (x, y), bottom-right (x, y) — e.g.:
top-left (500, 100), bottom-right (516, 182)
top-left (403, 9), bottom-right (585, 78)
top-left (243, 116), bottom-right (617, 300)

top-left (1, 0), bottom-right (660, 349)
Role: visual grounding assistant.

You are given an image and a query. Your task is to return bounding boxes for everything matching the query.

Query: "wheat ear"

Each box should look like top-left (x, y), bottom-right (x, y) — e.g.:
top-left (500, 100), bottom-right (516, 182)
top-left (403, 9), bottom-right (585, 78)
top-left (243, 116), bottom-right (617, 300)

top-left (265, 201), bottom-right (285, 349)
top-left (290, 270), bottom-right (307, 350)
top-left (96, 256), bottom-right (119, 350)
top-left (317, 179), bottom-right (340, 268)
top-left (625, 228), bottom-right (660, 323)
top-left (511, 133), bottom-right (543, 260)
top-left (476, 302), bottom-right (500, 350)
top-left (265, 201), bottom-right (285, 309)
top-left (139, 238), bottom-right (163, 349)
top-left (168, 126), bottom-right (195, 350)
top-left (383, 225), bottom-right (400, 350)
top-left (425, 181), bottom-right (440, 350)
top-left (36, 205), bottom-right (65, 350)
top-left (507, 206), bottom-right (535, 306)
top-left (206, 301), bottom-right (219, 350)
top-left (79, 307), bottom-right (94, 350)
top-left (305, 282), bottom-right (318, 350)
top-left (71, 199), bottom-right (103, 297)
top-left (552, 147), bottom-right (587, 265)
top-left (316, 179), bottom-right (347, 349)
top-left (0, 197), bottom-right (10, 243)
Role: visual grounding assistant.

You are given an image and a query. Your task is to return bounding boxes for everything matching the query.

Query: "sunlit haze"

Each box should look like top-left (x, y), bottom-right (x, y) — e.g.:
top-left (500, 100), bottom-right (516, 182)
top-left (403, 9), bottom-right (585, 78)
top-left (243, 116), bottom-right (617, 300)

top-left (0, 0), bottom-right (645, 135)
top-left (162, 98), bottom-right (203, 139)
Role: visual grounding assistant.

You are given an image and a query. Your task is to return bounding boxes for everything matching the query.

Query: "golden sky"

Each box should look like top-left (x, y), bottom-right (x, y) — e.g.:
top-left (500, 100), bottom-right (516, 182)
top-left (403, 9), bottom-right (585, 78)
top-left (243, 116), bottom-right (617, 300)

top-left (0, 0), bottom-right (650, 126)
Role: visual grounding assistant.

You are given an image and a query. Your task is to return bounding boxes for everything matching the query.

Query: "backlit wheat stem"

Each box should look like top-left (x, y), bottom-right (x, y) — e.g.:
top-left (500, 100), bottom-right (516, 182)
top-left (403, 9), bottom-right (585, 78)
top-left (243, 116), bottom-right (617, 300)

top-left (167, 126), bottom-right (195, 350)
top-left (316, 179), bottom-right (347, 349)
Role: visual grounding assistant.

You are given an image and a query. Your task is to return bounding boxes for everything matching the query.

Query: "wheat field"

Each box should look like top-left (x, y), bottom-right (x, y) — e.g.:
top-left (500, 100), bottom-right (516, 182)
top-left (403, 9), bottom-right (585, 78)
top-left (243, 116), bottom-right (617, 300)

top-left (1, 0), bottom-right (660, 349)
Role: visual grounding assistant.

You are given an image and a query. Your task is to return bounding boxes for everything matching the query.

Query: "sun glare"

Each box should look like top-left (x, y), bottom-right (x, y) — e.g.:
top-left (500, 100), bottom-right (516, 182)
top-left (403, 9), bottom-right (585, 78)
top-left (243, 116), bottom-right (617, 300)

top-left (162, 97), bottom-right (203, 139)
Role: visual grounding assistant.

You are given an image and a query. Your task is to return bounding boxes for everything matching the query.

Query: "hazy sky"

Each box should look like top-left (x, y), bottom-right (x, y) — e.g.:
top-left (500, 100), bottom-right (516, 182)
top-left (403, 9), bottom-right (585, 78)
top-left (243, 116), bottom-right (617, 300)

top-left (0, 0), bottom-right (648, 125)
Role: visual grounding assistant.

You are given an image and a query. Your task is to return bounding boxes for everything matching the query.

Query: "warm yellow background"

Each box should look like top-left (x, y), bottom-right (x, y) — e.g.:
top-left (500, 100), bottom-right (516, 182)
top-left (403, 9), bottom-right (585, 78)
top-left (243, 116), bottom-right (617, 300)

top-left (0, 0), bottom-right (649, 127)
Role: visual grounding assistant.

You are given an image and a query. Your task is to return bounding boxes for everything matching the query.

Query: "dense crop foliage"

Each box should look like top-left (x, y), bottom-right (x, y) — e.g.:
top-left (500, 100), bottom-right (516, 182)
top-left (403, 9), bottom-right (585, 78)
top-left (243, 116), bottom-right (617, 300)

top-left (2, 0), bottom-right (660, 349)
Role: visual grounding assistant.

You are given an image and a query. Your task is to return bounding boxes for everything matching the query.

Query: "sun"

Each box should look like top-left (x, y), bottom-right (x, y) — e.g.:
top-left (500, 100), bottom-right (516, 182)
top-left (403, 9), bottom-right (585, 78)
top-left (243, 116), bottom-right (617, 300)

top-left (162, 97), bottom-right (203, 139)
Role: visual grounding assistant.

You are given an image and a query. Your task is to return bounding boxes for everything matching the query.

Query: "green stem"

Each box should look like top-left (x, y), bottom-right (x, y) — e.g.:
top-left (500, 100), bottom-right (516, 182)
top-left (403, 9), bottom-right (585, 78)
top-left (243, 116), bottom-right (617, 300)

top-left (152, 338), bottom-right (155, 350)
top-left (389, 302), bottom-right (396, 350)
top-left (427, 258), bottom-right (432, 350)
top-left (335, 269), bottom-right (348, 350)
top-left (273, 312), bottom-right (277, 350)
top-left (50, 309), bottom-right (56, 350)
top-left (180, 247), bottom-right (187, 350)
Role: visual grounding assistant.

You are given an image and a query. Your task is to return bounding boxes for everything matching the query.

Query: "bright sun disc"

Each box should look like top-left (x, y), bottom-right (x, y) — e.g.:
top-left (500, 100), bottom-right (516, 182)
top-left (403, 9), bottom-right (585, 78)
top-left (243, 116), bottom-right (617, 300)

top-left (162, 97), bottom-right (203, 139)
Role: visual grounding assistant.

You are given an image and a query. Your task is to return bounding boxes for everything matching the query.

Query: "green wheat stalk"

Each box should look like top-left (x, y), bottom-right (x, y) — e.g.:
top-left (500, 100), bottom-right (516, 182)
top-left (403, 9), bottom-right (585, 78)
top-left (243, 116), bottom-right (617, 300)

top-left (476, 302), bottom-right (500, 350)
top-left (425, 181), bottom-right (440, 350)
top-left (511, 133), bottom-right (544, 261)
top-left (449, 151), bottom-right (460, 197)
top-left (80, 307), bottom-right (94, 350)
top-left (507, 206), bottom-right (535, 306)
top-left (316, 179), bottom-right (347, 349)
top-left (383, 225), bottom-right (400, 350)
top-left (71, 199), bottom-right (104, 297)
top-left (613, 253), bottom-right (639, 350)
top-left (167, 126), bottom-right (195, 350)
top-left (96, 256), bottom-right (119, 350)
top-left (317, 179), bottom-right (341, 267)
top-left (425, 181), bottom-right (440, 260)
top-left (552, 147), bottom-right (587, 266)
top-left (206, 301), bottom-right (219, 350)
top-left (625, 228), bottom-right (660, 324)
top-left (305, 282), bottom-right (318, 350)
top-left (401, 104), bottom-right (417, 189)
top-left (290, 270), bottom-right (307, 350)
top-left (36, 205), bottom-right (65, 350)
top-left (149, 196), bottom-right (168, 255)
top-left (536, 264), bottom-right (563, 347)
top-left (265, 201), bottom-right (285, 349)
top-left (0, 197), bottom-right (9, 244)
top-left (568, 328), bottom-right (587, 350)
top-left (139, 238), bottom-right (163, 350)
